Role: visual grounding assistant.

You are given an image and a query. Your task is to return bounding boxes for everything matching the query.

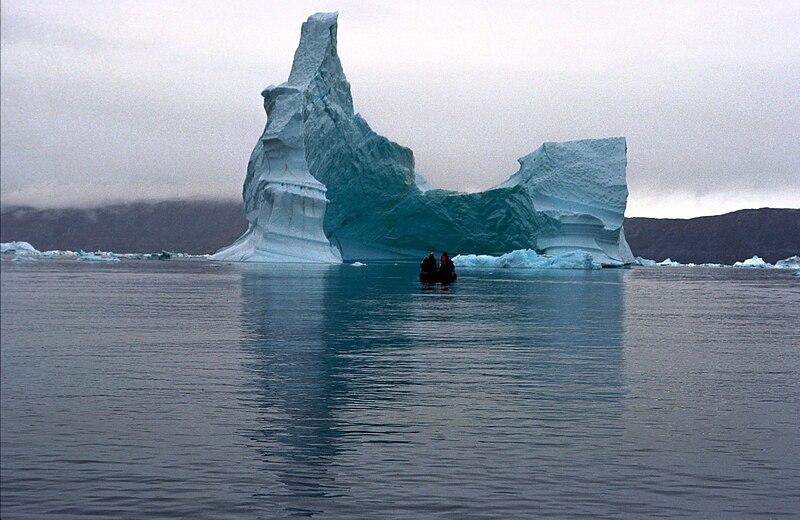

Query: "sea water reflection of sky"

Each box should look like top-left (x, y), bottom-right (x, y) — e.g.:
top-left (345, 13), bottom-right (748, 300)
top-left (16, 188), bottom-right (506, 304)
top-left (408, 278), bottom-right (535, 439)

top-left (1, 260), bottom-right (798, 517)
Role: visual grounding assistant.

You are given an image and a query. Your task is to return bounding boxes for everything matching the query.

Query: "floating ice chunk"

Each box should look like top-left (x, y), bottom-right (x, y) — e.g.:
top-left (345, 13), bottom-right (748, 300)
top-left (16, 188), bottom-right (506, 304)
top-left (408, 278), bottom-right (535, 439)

top-left (1, 241), bottom-right (40, 255)
top-left (142, 251), bottom-right (174, 260)
top-left (775, 256), bottom-right (800, 269)
top-left (1, 245), bottom-right (210, 260)
top-left (733, 256), bottom-right (772, 268)
top-left (39, 250), bottom-right (79, 257)
top-left (351, 261), bottom-right (366, 267)
top-left (12, 255), bottom-right (38, 262)
top-left (78, 251), bottom-right (120, 263)
top-left (78, 255), bottom-right (120, 263)
top-left (629, 256), bottom-right (793, 269)
top-left (453, 248), bottom-right (602, 270)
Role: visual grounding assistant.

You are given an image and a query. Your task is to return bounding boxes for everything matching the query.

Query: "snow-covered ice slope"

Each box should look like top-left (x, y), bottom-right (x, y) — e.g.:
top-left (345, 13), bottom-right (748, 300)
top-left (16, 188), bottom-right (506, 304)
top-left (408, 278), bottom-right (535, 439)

top-left (215, 12), bottom-right (634, 265)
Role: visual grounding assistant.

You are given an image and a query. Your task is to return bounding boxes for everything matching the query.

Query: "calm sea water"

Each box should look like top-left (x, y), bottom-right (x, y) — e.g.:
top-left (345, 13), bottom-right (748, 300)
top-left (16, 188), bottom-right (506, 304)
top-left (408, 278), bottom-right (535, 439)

top-left (1, 259), bottom-right (798, 518)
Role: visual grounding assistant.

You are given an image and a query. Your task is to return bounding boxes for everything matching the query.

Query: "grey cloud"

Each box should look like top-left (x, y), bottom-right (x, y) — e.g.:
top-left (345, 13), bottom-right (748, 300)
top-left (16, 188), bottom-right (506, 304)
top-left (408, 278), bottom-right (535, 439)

top-left (1, 0), bottom-right (798, 217)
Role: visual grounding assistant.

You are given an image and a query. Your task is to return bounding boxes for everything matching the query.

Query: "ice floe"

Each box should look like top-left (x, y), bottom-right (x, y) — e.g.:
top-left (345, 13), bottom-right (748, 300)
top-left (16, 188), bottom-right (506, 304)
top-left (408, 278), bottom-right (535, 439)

top-left (1, 242), bottom-right (206, 262)
top-left (633, 254), bottom-right (798, 270)
top-left (1, 241), bottom-right (40, 255)
top-left (453, 249), bottom-right (602, 270)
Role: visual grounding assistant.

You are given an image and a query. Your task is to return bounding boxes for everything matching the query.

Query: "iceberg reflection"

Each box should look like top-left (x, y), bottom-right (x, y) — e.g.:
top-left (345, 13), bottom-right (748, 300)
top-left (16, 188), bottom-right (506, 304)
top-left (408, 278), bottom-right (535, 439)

top-left (237, 263), bottom-right (627, 515)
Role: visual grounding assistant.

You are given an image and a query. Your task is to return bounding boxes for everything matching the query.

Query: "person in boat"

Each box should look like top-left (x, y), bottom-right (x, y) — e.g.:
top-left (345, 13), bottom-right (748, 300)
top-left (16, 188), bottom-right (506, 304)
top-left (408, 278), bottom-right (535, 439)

top-left (420, 254), bottom-right (431, 272)
top-left (420, 252), bottom-right (437, 281)
top-left (439, 251), bottom-right (456, 280)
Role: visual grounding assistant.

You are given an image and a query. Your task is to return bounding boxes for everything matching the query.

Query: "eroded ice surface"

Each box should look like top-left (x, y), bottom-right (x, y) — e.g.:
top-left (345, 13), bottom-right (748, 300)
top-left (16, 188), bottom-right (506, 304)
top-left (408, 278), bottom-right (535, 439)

top-left (214, 12), bottom-right (634, 265)
top-left (775, 256), bottom-right (800, 269)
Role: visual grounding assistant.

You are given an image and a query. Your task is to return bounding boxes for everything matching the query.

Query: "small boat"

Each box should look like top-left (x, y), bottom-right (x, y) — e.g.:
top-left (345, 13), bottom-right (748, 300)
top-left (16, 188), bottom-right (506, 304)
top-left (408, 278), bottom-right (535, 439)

top-left (440, 270), bottom-right (457, 284)
top-left (420, 253), bottom-right (456, 284)
top-left (419, 269), bottom-right (457, 284)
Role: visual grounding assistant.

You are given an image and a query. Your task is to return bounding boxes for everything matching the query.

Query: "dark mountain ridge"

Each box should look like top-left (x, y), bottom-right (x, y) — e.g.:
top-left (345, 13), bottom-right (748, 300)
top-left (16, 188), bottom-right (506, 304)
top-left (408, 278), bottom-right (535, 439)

top-left (2, 201), bottom-right (798, 263)
top-left (1, 200), bottom-right (247, 255)
top-left (624, 208), bottom-right (799, 264)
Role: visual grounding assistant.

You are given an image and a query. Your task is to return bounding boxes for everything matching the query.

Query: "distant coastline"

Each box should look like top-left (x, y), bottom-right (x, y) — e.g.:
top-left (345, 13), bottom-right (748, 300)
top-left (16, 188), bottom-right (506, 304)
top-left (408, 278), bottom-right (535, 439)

top-left (624, 208), bottom-right (799, 264)
top-left (1, 201), bottom-right (798, 263)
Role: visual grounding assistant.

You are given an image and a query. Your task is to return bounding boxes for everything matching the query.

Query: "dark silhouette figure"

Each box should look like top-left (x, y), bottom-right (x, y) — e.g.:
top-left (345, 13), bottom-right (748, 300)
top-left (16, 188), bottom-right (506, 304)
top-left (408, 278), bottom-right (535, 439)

top-left (438, 251), bottom-right (457, 283)
top-left (420, 253), bottom-right (438, 283)
top-left (420, 252), bottom-right (457, 284)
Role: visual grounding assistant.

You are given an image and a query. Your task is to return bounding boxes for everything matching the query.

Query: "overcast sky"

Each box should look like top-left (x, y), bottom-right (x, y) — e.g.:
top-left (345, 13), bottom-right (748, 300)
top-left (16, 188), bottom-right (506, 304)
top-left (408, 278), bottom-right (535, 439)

top-left (1, 0), bottom-right (798, 217)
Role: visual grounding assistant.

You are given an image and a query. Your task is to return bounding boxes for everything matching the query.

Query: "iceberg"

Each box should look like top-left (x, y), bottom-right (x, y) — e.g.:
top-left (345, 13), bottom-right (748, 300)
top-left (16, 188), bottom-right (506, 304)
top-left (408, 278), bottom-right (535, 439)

top-left (1, 241), bottom-right (40, 256)
top-left (775, 255), bottom-right (800, 269)
top-left (733, 256), bottom-right (772, 268)
top-left (634, 256), bottom-right (657, 266)
top-left (212, 12), bottom-right (635, 265)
